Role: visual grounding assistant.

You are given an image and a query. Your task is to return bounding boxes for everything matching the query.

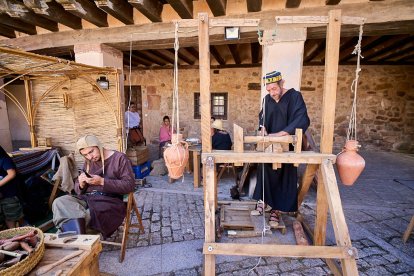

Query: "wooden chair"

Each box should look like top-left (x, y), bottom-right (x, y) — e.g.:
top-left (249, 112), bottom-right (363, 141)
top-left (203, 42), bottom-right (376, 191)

top-left (403, 215), bottom-right (414, 243)
top-left (101, 192), bottom-right (145, 262)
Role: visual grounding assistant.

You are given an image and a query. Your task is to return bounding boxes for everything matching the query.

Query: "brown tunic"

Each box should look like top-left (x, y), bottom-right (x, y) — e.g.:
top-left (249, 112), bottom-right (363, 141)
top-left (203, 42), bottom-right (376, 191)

top-left (74, 151), bottom-right (135, 238)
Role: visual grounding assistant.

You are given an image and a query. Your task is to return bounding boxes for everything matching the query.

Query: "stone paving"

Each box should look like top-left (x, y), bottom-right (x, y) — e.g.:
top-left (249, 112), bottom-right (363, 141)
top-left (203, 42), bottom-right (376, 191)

top-left (99, 151), bottom-right (414, 275)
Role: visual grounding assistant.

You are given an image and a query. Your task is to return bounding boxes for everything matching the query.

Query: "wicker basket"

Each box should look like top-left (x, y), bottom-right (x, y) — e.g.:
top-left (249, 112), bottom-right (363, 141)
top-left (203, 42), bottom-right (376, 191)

top-left (0, 227), bottom-right (45, 276)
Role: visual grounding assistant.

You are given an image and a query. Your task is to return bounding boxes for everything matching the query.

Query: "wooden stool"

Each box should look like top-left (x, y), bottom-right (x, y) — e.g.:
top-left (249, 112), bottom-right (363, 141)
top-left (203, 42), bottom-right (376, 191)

top-left (403, 215), bottom-right (414, 243)
top-left (101, 192), bottom-right (145, 262)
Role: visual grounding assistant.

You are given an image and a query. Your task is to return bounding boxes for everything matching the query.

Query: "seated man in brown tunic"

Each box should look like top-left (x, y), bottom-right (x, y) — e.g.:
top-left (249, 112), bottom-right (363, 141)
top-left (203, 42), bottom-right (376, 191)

top-left (52, 135), bottom-right (135, 238)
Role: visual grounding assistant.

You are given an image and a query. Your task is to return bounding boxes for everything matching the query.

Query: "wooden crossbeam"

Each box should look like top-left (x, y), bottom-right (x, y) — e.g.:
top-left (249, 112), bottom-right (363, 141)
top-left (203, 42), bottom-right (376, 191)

top-left (95, 0), bottom-right (134, 25)
top-left (203, 243), bottom-right (356, 259)
top-left (0, 24), bottom-right (15, 38)
top-left (0, 14), bottom-right (36, 35)
top-left (286, 0), bottom-right (301, 9)
top-left (210, 46), bottom-right (226, 65)
top-left (276, 16), bottom-right (365, 25)
top-left (247, 0), bottom-right (261, 12)
top-left (206, 0), bottom-right (226, 16)
top-left (56, 0), bottom-right (108, 27)
top-left (129, 0), bottom-right (163, 22)
top-left (167, 0), bottom-right (193, 19)
top-left (227, 44), bottom-right (241, 64)
top-left (202, 151), bottom-right (335, 164)
top-left (24, 0), bottom-right (82, 30)
top-left (0, 0), bottom-right (58, 32)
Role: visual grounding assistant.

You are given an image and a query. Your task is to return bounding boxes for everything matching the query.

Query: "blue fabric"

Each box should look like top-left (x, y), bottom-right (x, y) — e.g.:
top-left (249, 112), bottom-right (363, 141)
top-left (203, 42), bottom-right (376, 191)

top-left (0, 155), bottom-right (19, 198)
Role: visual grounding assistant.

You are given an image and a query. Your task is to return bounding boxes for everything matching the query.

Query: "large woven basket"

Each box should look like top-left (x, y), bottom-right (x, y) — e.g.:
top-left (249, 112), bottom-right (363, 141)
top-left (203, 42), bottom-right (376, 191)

top-left (0, 227), bottom-right (45, 276)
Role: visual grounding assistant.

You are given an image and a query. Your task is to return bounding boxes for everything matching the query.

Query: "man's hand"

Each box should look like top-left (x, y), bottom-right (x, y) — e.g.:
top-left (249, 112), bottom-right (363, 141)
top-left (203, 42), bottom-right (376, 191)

top-left (85, 175), bottom-right (104, 186)
top-left (78, 173), bottom-right (88, 189)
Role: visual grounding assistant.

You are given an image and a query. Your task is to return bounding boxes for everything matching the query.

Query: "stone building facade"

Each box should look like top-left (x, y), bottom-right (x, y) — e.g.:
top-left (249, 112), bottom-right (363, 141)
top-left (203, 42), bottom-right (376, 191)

top-left (129, 65), bottom-right (414, 153)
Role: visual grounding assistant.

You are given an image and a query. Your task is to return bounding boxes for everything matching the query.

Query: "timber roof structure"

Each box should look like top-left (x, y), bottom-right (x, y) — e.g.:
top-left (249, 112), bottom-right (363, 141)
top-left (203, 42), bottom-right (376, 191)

top-left (0, 0), bottom-right (413, 69)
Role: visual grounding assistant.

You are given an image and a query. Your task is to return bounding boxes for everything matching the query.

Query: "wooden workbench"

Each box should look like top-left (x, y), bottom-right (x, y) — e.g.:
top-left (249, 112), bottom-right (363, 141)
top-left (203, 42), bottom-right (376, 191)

top-left (29, 234), bottom-right (102, 276)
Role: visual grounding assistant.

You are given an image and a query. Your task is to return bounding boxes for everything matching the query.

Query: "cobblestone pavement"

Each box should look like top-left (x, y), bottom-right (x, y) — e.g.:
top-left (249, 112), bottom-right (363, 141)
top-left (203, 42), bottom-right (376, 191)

top-left (99, 151), bottom-right (414, 275)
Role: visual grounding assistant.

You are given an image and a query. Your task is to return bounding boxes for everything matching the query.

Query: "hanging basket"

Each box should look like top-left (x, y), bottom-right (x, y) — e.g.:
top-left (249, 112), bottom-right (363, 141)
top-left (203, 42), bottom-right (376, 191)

top-left (336, 140), bottom-right (366, 186)
top-left (164, 141), bottom-right (189, 179)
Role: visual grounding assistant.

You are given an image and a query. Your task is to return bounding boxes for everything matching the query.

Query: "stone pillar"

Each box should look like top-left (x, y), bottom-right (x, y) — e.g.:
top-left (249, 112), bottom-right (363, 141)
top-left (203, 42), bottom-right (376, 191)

top-left (74, 44), bottom-right (123, 69)
top-left (0, 79), bottom-right (13, 151)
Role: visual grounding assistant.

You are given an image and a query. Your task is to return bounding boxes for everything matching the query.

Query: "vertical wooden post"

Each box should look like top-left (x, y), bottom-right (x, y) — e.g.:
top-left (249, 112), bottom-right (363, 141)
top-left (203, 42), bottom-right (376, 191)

top-left (24, 77), bottom-right (36, 147)
top-left (199, 12), bottom-right (211, 153)
top-left (141, 86), bottom-right (148, 139)
top-left (115, 71), bottom-right (124, 152)
top-left (233, 124), bottom-right (243, 166)
top-left (204, 156), bottom-right (216, 275)
top-left (315, 9), bottom-right (341, 246)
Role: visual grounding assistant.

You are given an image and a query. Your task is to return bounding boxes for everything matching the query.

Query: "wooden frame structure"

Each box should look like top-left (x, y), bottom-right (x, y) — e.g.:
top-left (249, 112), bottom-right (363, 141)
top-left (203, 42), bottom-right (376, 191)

top-left (0, 46), bottom-right (125, 154)
top-left (198, 10), bottom-right (362, 275)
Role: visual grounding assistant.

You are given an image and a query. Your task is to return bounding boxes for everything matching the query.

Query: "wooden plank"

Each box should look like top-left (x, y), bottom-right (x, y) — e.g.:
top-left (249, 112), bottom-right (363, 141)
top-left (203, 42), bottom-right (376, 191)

top-left (294, 128), bottom-right (303, 154)
top-left (167, 0), bottom-right (193, 19)
top-left (227, 44), bottom-right (241, 64)
top-left (293, 220), bottom-right (309, 245)
top-left (128, 0), bottom-right (163, 22)
top-left (204, 156), bottom-right (216, 275)
top-left (244, 135), bottom-right (294, 144)
top-left (202, 151), bottom-right (335, 164)
top-left (210, 45), bottom-right (225, 65)
top-left (0, 14), bottom-right (37, 35)
top-left (193, 150), bottom-right (201, 188)
top-left (297, 164), bottom-right (319, 207)
top-left (206, 0), bottom-right (226, 16)
top-left (233, 124), bottom-right (243, 166)
top-left (95, 0), bottom-right (134, 25)
top-left (314, 168), bottom-right (328, 246)
top-left (199, 13), bottom-right (212, 153)
top-left (403, 215), bottom-right (414, 243)
top-left (0, 24), bottom-right (15, 38)
top-left (43, 234), bottom-right (101, 250)
top-left (321, 160), bottom-right (359, 275)
top-left (210, 18), bottom-right (260, 27)
top-left (203, 243), bottom-right (355, 259)
top-left (56, 0), bottom-right (108, 27)
top-left (276, 16), bottom-right (365, 25)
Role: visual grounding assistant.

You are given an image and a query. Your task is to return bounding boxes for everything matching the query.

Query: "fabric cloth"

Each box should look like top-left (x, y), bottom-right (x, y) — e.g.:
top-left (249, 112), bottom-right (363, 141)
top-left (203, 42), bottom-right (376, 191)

top-left (52, 153), bottom-right (78, 192)
top-left (125, 111), bottom-right (141, 128)
top-left (11, 149), bottom-right (58, 175)
top-left (52, 151), bottom-right (135, 238)
top-left (159, 125), bottom-right (172, 143)
top-left (0, 153), bottom-right (19, 198)
top-left (0, 196), bottom-right (23, 222)
top-left (253, 89), bottom-right (310, 212)
top-left (52, 195), bottom-right (91, 227)
top-left (212, 131), bottom-right (232, 150)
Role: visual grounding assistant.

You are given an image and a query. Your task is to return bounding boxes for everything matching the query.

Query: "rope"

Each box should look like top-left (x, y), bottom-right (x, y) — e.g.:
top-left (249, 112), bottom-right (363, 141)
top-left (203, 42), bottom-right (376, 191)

top-left (125, 37), bottom-right (133, 152)
top-left (171, 22), bottom-right (180, 140)
top-left (346, 23), bottom-right (364, 142)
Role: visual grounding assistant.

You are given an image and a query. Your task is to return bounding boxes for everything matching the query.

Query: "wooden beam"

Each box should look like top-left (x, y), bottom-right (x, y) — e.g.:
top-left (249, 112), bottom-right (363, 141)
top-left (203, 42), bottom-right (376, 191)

top-left (286, 0), bottom-right (301, 9)
top-left (339, 36), bottom-right (379, 62)
top-left (210, 45), bottom-right (226, 65)
top-left (203, 243), bottom-right (356, 259)
top-left (4, 0), bottom-right (414, 51)
top-left (326, 0), bottom-right (341, 5)
top-left (167, 0), bottom-right (193, 19)
top-left (0, 0), bottom-right (58, 32)
top-left (56, 0), bottom-right (108, 27)
top-left (363, 34), bottom-right (410, 60)
top-left (227, 44), bottom-right (241, 64)
top-left (199, 13), bottom-right (211, 153)
top-left (304, 40), bottom-right (325, 63)
top-left (381, 44), bottom-right (414, 61)
top-left (149, 49), bottom-right (175, 64)
top-left (133, 51), bottom-right (165, 66)
top-left (128, 0), bottom-right (163, 22)
top-left (251, 42), bottom-right (260, 64)
top-left (247, 0), bottom-right (261, 12)
top-left (202, 151), bottom-right (335, 164)
top-left (167, 48), bottom-right (195, 65)
top-left (0, 24), bottom-right (15, 38)
top-left (0, 14), bottom-right (36, 35)
top-left (206, 0), bottom-right (226, 16)
top-left (23, 0), bottom-right (82, 30)
top-left (95, 0), bottom-right (134, 25)
top-left (129, 52), bottom-right (153, 66)
top-left (184, 47), bottom-right (199, 59)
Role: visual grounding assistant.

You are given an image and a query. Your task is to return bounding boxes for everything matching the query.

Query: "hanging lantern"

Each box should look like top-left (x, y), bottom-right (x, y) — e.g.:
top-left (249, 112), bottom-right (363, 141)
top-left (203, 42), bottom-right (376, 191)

top-left (336, 140), bottom-right (365, 186)
top-left (164, 141), bottom-right (189, 179)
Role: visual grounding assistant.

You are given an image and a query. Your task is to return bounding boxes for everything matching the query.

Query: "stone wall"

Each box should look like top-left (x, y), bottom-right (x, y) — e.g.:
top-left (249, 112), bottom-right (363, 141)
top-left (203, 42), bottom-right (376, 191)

top-left (127, 65), bottom-right (414, 153)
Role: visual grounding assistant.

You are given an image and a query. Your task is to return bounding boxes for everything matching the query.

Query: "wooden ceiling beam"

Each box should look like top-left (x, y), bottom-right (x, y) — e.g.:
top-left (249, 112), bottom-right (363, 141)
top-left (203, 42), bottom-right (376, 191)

top-left (95, 0), bottom-right (134, 25)
top-left (56, 0), bottom-right (108, 27)
top-left (0, 13), bottom-right (37, 35)
top-left (23, 0), bottom-right (82, 30)
top-left (251, 42), bottom-right (260, 64)
top-left (339, 36), bottom-right (380, 62)
top-left (304, 40), bottom-right (325, 63)
top-left (286, 0), bottom-right (301, 9)
top-left (0, 0), bottom-right (58, 32)
top-left (326, 0), bottom-right (341, 5)
top-left (364, 34), bottom-right (411, 60)
top-left (184, 47), bottom-right (199, 59)
top-left (394, 52), bottom-right (414, 62)
top-left (128, 0), bottom-right (163, 22)
top-left (135, 50), bottom-right (167, 66)
top-left (0, 24), bottom-right (15, 38)
top-left (227, 44), bottom-right (241, 64)
top-left (210, 45), bottom-right (225, 65)
top-left (167, 0), bottom-right (193, 19)
top-left (130, 52), bottom-right (153, 66)
top-left (381, 44), bottom-right (414, 61)
top-left (167, 48), bottom-right (195, 65)
top-left (247, 0), bottom-right (261, 12)
top-left (206, 0), bottom-right (226, 16)
top-left (148, 49), bottom-right (175, 64)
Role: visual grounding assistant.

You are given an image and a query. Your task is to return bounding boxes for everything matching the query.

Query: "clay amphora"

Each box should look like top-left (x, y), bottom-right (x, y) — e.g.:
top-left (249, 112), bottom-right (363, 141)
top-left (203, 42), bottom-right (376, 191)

top-left (336, 140), bottom-right (365, 186)
top-left (164, 141), bottom-right (189, 179)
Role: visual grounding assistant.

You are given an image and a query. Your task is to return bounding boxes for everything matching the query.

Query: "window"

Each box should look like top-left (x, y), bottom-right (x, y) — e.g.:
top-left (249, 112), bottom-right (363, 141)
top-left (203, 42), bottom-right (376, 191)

top-left (194, 92), bottom-right (228, 120)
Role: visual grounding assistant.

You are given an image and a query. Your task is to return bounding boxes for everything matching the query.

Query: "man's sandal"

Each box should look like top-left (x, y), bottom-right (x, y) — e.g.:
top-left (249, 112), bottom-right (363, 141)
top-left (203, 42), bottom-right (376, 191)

top-left (250, 200), bottom-right (272, 216)
top-left (269, 210), bottom-right (280, 228)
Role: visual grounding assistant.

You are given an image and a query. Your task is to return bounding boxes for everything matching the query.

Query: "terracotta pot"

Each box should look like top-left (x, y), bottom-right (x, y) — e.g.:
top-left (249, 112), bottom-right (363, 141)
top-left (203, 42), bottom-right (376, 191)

top-left (336, 140), bottom-right (365, 186)
top-left (164, 141), bottom-right (189, 179)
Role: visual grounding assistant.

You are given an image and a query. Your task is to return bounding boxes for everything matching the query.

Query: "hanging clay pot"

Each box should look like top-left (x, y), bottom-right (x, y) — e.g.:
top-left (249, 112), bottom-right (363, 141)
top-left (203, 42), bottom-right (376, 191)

top-left (164, 141), bottom-right (189, 179)
top-left (336, 140), bottom-right (366, 186)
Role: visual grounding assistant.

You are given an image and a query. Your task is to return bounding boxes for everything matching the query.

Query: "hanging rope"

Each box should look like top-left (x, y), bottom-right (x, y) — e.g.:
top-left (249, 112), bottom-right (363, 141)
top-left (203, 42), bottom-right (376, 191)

top-left (346, 23), bottom-right (364, 142)
top-left (171, 22), bottom-right (180, 140)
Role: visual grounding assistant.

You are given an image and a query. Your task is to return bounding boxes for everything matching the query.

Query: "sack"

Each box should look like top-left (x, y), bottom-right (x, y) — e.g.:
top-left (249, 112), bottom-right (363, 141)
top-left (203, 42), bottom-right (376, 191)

top-left (129, 128), bottom-right (145, 145)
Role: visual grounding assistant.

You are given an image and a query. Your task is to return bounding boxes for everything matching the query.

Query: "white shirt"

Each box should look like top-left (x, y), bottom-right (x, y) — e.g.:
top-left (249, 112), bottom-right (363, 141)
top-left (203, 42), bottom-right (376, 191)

top-left (125, 111), bottom-right (140, 128)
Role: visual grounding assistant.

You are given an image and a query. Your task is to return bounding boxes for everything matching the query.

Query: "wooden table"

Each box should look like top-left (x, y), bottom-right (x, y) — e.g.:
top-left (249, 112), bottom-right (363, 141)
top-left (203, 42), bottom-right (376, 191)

top-left (30, 234), bottom-right (102, 276)
top-left (189, 144), bottom-right (202, 188)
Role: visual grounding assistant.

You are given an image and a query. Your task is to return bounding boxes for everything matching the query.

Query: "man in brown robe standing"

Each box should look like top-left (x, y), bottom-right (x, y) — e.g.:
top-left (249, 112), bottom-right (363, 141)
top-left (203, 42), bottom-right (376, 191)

top-left (52, 135), bottom-right (135, 238)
